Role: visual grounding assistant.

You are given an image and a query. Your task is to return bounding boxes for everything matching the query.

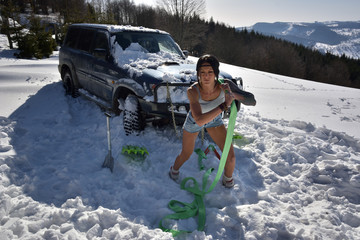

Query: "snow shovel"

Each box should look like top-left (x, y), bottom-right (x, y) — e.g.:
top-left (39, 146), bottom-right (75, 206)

top-left (102, 112), bottom-right (114, 172)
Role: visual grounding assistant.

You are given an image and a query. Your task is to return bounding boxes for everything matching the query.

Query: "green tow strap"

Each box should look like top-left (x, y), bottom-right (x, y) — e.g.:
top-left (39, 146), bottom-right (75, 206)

top-left (195, 148), bottom-right (207, 170)
top-left (195, 145), bottom-right (221, 171)
top-left (159, 79), bottom-right (237, 236)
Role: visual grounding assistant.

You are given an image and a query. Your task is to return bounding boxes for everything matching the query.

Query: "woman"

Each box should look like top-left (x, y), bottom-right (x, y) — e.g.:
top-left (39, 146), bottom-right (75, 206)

top-left (169, 54), bottom-right (256, 188)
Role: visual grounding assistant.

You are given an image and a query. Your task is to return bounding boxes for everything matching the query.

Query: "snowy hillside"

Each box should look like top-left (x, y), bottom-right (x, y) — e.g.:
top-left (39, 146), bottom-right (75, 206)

top-left (242, 21), bottom-right (360, 59)
top-left (1, 33), bottom-right (360, 239)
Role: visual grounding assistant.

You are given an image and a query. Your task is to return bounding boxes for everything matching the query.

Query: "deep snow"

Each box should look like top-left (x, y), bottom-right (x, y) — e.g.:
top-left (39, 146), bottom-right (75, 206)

top-left (1, 33), bottom-right (360, 239)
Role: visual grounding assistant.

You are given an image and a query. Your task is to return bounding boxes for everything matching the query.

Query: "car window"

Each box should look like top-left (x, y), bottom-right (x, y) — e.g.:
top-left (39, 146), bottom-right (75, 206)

top-left (116, 35), bottom-right (131, 50)
top-left (93, 31), bottom-right (109, 51)
top-left (113, 32), bottom-right (183, 57)
top-left (138, 38), bottom-right (159, 53)
top-left (64, 27), bottom-right (80, 48)
top-left (157, 35), bottom-right (182, 55)
top-left (77, 29), bottom-right (95, 52)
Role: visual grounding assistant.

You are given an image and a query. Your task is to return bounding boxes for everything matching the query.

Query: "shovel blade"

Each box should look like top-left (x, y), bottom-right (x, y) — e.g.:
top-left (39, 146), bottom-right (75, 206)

top-left (102, 152), bottom-right (114, 172)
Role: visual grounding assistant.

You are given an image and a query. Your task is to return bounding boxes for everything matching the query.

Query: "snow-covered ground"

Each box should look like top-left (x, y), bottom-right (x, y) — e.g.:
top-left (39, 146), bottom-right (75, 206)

top-left (1, 34), bottom-right (360, 239)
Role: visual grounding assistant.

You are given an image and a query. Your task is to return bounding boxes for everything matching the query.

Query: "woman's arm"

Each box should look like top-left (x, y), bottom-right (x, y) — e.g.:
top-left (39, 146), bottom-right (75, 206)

top-left (224, 79), bottom-right (256, 106)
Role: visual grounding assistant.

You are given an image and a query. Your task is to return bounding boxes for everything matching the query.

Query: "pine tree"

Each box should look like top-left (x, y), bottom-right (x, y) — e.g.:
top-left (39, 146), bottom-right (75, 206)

top-left (15, 14), bottom-right (56, 59)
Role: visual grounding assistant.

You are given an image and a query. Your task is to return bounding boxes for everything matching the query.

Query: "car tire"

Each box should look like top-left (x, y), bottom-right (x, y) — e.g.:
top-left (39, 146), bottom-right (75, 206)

top-left (63, 71), bottom-right (79, 98)
top-left (123, 94), bottom-right (145, 135)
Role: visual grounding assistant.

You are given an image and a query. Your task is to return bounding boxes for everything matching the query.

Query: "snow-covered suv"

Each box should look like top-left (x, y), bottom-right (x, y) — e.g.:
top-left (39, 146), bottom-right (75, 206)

top-left (58, 23), bottom-right (242, 134)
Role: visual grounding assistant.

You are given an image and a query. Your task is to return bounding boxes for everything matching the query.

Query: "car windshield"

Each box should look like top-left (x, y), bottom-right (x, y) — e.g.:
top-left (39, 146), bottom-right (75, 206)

top-left (113, 31), bottom-right (184, 58)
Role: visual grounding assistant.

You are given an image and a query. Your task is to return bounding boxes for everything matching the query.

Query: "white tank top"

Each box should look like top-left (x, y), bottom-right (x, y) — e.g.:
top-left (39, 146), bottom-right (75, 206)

top-left (194, 85), bottom-right (225, 113)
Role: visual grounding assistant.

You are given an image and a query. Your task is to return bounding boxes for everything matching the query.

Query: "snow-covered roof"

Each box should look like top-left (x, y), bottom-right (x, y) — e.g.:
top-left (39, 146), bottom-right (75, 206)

top-left (70, 23), bottom-right (169, 34)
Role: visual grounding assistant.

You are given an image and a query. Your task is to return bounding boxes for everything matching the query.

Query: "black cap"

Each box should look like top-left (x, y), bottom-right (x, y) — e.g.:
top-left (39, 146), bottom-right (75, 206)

top-left (196, 54), bottom-right (220, 79)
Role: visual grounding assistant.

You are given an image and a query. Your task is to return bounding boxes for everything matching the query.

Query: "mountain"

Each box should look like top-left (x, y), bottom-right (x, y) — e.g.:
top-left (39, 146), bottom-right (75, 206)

top-left (239, 21), bottom-right (360, 59)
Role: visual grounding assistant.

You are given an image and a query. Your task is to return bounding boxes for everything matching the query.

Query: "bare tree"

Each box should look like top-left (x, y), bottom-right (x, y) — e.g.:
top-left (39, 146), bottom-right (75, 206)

top-left (108, 0), bottom-right (136, 25)
top-left (156, 0), bottom-right (205, 45)
top-left (157, 0), bottom-right (205, 18)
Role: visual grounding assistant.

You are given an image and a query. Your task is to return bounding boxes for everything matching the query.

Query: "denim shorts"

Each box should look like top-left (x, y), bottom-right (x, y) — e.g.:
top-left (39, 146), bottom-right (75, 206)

top-left (183, 111), bottom-right (223, 133)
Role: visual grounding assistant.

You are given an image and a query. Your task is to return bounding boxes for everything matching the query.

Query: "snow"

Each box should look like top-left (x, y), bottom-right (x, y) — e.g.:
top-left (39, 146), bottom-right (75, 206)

top-left (111, 36), bottom-right (191, 79)
top-left (71, 23), bottom-right (168, 35)
top-left (1, 33), bottom-right (360, 239)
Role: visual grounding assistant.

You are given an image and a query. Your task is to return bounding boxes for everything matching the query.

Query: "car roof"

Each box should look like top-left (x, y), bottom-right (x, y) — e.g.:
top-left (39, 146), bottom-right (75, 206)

top-left (70, 23), bottom-right (169, 35)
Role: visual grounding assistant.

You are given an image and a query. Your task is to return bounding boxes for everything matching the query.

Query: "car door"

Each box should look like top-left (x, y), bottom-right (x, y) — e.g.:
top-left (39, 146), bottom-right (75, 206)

top-left (86, 30), bottom-right (118, 102)
top-left (75, 28), bottom-right (96, 90)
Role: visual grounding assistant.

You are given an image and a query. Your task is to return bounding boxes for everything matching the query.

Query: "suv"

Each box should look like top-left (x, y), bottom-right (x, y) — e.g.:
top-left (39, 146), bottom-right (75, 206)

top-left (59, 23), bottom-right (242, 134)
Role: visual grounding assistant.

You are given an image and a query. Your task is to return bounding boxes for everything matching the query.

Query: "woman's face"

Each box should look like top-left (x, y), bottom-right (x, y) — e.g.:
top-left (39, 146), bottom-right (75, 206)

top-left (199, 65), bottom-right (216, 86)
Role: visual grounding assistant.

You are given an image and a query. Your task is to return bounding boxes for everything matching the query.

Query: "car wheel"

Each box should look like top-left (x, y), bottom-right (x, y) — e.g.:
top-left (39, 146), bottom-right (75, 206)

top-left (123, 94), bottom-right (145, 135)
top-left (63, 71), bottom-right (79, 98)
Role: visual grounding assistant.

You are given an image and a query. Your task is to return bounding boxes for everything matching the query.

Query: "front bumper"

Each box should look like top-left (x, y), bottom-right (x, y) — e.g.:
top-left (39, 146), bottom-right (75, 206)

top-left (139, 99), bottom-right (189, 124)
top-left (139, 82), bottom-right (191, 124)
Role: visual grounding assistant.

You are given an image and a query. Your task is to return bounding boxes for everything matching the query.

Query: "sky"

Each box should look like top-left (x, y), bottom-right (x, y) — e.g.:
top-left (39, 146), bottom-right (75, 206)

top-left (133, 0), bottom-right (360, 27)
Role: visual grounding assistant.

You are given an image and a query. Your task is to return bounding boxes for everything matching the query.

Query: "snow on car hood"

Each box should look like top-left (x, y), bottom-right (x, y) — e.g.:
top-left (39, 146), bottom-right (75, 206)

top-left (111, 37), bottom-right (194, 80)
top-left (155, 64), bottom-right (197, 82)
top-left (111, 38), bottom-right (196, 103)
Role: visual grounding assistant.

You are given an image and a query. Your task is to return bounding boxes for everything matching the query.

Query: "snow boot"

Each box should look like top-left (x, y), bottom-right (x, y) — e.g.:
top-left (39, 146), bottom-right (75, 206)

top-left (169, 166), bottom-right (179, 181)
top-left (222, 175), bottom-right (234, 188)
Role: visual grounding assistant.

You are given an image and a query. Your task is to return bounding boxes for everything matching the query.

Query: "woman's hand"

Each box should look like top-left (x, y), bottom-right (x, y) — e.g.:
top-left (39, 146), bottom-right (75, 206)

top-left (220, 82), bottom-right (230, 92)
top-left (220, 83), bottom-right (235, 107)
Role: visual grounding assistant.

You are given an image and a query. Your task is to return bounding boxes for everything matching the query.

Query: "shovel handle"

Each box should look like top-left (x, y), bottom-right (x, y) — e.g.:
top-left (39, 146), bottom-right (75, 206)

top-left (105, 112), bottom-right (112, 152)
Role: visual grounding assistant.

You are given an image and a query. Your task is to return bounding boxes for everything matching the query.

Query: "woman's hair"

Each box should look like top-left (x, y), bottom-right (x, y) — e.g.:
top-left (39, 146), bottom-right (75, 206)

top-left (196, 54), bottom-right (220, 80)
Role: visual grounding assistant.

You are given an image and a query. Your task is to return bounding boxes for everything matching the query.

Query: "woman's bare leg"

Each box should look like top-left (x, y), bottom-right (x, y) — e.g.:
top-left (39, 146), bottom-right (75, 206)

top-left (173, 130), bottom-right (199, 171)
top-left (206, 125), bottom-right (236, 178)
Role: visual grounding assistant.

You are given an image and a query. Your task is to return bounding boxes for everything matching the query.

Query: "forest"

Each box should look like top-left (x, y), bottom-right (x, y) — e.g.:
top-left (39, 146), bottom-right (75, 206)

top-left (1, 0), bottom-right (360, 89)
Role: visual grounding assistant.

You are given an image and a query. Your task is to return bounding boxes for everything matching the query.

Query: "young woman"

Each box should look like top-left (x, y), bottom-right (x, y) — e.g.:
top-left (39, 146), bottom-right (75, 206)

top-left (169, 54), bottom-right (256, 188)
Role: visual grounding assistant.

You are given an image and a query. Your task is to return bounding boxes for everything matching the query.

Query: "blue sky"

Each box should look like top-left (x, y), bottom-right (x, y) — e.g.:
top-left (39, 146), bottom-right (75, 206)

top-left (133, 0), bottom-right (360, 27)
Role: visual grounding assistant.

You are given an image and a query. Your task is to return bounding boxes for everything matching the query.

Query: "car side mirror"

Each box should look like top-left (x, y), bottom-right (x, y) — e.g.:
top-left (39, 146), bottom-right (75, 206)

top-left (182, 50), bottom-right (189, 58)
top-left (93, 48), bottom-right (108, 61)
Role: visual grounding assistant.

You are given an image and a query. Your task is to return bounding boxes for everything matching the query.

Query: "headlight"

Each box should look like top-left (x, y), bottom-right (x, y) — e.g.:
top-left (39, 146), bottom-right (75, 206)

top-left (178, 106), bottom-right (187, 113)
top-left (149, 84), bottom-right (156, 94)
